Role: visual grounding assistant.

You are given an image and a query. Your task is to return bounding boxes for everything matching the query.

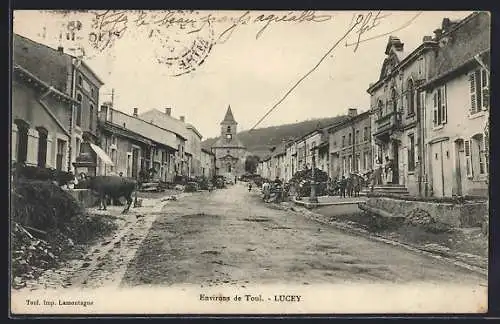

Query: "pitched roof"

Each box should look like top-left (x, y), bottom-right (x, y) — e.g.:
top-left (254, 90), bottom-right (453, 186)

top-left (220, 105), bottom-right (237, 124)
top-left (107, 108), bottom-right (178, 149)
top-left (426, 11), bottom-right (490, 86)
top-left (139, 109), bottom-right (189, 140)
top-left (13, 33), bottom-right (105, 92)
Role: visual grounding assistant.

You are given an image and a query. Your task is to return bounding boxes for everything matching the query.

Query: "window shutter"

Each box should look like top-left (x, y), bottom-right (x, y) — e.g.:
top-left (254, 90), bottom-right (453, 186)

top-left (469, 72), bottom-right (476, 114)
top-left (481, 69), bottom-right (489, 110)
top-left (441, 86), bottom-right (447, 124)
top-left (432, 91), bottom-right (438, 125)
top-left (464, 140), bottom-right (473, 177)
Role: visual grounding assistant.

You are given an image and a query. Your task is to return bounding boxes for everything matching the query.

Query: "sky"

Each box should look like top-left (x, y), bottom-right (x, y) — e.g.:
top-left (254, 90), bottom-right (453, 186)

top-left (13, 10), bottom-right (473, 139)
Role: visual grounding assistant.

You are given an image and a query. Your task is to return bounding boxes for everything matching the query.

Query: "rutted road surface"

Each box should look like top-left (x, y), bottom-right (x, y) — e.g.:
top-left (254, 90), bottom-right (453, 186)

top-left (121, 183), bottom-right (486, 287)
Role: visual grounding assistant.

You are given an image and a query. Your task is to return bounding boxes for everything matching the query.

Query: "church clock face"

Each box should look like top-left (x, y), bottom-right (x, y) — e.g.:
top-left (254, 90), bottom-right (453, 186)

top-left (226, 134), bottom-right (232, 140)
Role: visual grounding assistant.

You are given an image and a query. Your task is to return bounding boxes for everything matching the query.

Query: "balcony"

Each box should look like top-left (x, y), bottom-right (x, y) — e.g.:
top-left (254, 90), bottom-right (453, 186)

top-left (373, 111), bottom-right (402, 138)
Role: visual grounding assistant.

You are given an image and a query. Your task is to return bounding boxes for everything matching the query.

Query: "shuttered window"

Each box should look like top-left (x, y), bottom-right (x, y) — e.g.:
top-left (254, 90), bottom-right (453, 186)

top-left (470, 68), bottom-right (489, 115)
top-left (433, 86), bottom-right (447, 127)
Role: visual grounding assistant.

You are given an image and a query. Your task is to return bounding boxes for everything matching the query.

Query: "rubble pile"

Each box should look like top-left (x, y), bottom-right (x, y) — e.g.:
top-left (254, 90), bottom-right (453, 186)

top-left (404, 208), bottom-right (451, 233)
top-left (11, 179), bottom-right (117, 289)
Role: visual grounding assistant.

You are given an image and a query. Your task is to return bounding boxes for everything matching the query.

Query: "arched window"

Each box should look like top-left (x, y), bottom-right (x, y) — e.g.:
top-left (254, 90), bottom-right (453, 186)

top-left (36, 127), bottom-right (48, 167)
top-left (227, 164), bottom-right (232, 173)
top-left (391, 88), bottom-right (397, 112)
top-left (227, 126), bottom-right (231, 133)
top-left (14, 119), bottom-right (29, 164)
top-left (407, 79), bottom-right (415, 115)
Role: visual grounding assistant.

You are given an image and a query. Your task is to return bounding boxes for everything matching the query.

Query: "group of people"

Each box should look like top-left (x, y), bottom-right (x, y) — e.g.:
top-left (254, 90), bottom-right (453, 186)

top-left (371, 156), bottom-right (395, 188)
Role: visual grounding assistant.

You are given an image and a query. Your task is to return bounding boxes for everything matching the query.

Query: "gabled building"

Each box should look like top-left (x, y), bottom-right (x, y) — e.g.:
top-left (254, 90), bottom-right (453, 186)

top-left (421, 12), bottom-right (490, 197)
top-left (367, 31), bottom-right (438, 195)
top-left (211, 105), bottom-right (248, 179)
top-left (201, 148), bottom-right (216, 178)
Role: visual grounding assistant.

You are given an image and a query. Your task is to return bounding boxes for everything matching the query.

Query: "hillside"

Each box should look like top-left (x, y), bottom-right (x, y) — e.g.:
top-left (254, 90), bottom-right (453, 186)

top-left (202, 115), bottom-right (349, 158)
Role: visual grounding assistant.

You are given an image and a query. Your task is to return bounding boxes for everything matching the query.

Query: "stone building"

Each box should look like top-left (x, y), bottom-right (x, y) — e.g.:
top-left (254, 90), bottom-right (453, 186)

top-left (367, 33), bottom-right (437, 195)
top-left (328, 108), bottom-right (371, 179)
top-left (211, 106), bottom-right (248, 179)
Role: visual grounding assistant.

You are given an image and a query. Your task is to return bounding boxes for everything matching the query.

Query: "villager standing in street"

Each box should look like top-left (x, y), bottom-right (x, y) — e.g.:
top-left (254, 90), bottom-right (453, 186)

top-left (384, 156), bottom-right (393, 184)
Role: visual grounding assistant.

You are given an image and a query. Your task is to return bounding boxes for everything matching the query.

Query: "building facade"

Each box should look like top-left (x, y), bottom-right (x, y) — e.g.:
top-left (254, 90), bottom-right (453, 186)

top-left (186, 123), bottom-right (203, 178)
top-left (367, 34), bottom-right (437, 195)
top-left (328, 109), bottom-right (371, 179)
top-left (211, 106), bottom-right (248, 179)
top-left (201, 148), bottom-right (216, 178)
top-left (13, 33), bottom-right (106, 176)
top-left (12, 64), bottom-right (77, 172)
top-left (421, 12), bottom-right (490, 197)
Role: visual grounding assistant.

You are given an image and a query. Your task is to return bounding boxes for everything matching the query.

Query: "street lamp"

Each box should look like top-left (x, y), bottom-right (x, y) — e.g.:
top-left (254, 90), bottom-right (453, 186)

top-left (309, 145), bottom-right (318, 204)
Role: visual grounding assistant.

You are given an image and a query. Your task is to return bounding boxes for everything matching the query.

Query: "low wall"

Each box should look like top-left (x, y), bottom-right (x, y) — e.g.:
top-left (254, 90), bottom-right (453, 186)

top-left (364, 197), bottom-right (488, 228)
top-left (67, 189), bottom-right (98, 208)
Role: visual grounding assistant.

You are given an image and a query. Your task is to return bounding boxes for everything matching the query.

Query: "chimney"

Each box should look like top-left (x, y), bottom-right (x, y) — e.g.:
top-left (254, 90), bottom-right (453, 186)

top-left (348, 108), bottom-right (358, 117)
top-left (100, 105), bottom-right (109, 121)
top-left (57, 46), bottom-right (64, 53)
top-left (165, 108), bottom-right (172, 116)
top-left (433, 29), bottom-right (442, 40)
top-left (422, 35), bottom-right (433, 42)
top-left (180, 116), bottom-right (185, 122)
top-left (133, 108), bottom-right (138, 117)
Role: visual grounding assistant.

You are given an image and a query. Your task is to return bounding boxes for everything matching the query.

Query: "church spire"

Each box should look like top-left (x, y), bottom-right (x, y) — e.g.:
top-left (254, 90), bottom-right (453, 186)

top-left (221, 105), bottom-right (237, 124)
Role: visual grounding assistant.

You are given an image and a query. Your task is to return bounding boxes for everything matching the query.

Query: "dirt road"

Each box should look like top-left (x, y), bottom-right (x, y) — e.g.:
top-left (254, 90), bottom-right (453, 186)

top-left (121, 183), bottom-right (486, 287)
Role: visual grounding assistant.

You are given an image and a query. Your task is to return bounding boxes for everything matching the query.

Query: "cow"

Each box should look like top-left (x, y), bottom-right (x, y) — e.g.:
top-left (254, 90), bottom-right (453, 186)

top-left (78, 175), bottom-right (138, 214)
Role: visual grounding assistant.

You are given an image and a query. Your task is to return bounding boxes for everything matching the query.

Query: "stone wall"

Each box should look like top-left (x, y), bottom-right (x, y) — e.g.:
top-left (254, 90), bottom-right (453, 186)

top-left (365, 196), bottom-right (488, 227)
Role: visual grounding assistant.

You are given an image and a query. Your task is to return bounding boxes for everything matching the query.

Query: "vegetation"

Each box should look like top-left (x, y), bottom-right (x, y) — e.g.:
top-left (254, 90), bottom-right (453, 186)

top-left (244, 155), bottom-right (260, 174)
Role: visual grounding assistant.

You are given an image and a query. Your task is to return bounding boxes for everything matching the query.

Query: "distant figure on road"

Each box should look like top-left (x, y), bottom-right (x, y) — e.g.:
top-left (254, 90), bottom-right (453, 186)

top-left (262, 181), bottom-right (271, 201)
top-left (248, 182), bottom-right (253, 192)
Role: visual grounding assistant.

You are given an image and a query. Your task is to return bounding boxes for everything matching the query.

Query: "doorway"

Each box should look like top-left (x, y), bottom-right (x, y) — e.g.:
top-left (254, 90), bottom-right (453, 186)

top-left (392, 140), bottom-right (399, 184)
top-left (132, 147), bottom-right (139, 179)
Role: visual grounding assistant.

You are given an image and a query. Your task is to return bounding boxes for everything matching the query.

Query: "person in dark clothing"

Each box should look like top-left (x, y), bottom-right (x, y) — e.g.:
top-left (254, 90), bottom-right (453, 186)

top-left (340, 176), bottom-right (347, 198)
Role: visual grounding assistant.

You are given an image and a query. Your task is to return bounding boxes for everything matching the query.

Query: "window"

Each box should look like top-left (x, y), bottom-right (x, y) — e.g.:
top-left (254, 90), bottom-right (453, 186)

top-left (348, 133), bottom-right (352, 146)
top-left (407, 79), bottom-right (415, 115)
top-left (76, 94), bottom-right (82, 126)
top-left (408, 134), bottom-right (415, 172)
top-left (78, 75), bottom-right (83, 86)
top-left (418, 57), bottom-right (424, 76)
top-left (391, 88), bottom-right (397, 112)
top-left (56, 139), bottom-right (66, 171)
top-left (465, 139), bottom-right (472, 177)
top-left (227, 126), bottom-right (231, 133)
top-left (342, 156), bottom-right (346, 175)
top-left (432, 86), bottom-right (447, 127)
top-left (36, 128), bottom-right (48, 167)
top-left (348, 155), bottom-right (352, 173)
top-left (342, 136), bottom-right (345, 147)
top-left (355, 130), bottom-right (359, 144)
top-left (356, 154), bottom-right (360, 172)
top-left (469, 134), bottom-right (488, 177)
top-left (89, 104), bottom-right (94, 130)
top-left (15, 120), bottom-right (29, 164)
top-left (469, 68), bottom-right (489, 115)
top-left (227, 164), bottom-right (231, 173)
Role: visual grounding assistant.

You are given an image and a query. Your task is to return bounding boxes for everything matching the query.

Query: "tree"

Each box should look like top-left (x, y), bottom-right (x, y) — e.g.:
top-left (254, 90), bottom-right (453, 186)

top-left (245, 155), bottom-right (260, 174)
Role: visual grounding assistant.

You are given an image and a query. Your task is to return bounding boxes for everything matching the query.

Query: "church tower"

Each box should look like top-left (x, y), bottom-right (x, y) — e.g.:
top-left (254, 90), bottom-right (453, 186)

top-left (211, 105), bottom-right (247, 178)
top-left (220, 105), bottom-right (237, 143)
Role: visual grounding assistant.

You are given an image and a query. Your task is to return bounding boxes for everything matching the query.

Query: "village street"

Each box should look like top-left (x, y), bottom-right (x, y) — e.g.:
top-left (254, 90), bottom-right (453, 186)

top-left (119, 183), bottom-right (486, 287)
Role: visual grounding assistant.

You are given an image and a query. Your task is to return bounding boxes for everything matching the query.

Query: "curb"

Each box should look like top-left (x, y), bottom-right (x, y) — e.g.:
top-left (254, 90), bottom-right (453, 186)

top-left (292, 198), bottom-right (366, 208)
top-left (289, 205), bottom-right (487, 277)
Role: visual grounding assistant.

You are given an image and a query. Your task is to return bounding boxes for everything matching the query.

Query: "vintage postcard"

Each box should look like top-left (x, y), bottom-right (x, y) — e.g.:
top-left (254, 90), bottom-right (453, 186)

top-left (10, 10), bottom-right (489, 315)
